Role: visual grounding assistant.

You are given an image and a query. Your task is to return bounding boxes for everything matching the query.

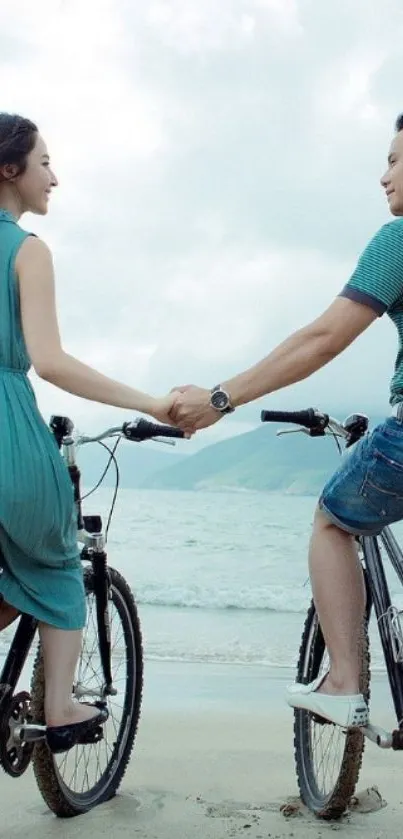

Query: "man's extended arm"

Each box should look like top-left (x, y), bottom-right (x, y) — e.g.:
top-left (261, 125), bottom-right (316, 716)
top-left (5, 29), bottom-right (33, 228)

top-left (223, 296), bottom-right (377, 406)
top-left (169, 297), bottom-right (377, 430)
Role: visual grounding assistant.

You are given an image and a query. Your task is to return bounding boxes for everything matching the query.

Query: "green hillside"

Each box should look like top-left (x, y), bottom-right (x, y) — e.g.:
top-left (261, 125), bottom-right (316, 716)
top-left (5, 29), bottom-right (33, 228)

top-left (141, 424), bottom-right (342, 494)
top-left (142, 413), bottom-right (385, 494)
top-left (78, 440), bottom-right (186, 489)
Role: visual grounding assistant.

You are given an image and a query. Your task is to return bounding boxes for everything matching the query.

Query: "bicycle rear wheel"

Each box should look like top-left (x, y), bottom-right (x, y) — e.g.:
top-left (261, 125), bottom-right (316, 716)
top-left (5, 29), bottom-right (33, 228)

top-left (293, 601), bottom-right (370, 819)
top-left (30, 566), bottom-right (143, 817)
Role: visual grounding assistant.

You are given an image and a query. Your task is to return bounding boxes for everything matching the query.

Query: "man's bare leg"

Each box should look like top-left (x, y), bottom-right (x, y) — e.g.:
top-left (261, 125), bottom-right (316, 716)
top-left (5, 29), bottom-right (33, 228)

top-left (309, 508), bottom-right (366, 695)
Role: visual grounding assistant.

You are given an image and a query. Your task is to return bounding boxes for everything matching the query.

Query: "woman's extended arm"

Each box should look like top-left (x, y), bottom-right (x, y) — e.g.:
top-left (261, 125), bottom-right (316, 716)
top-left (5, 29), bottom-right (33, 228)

top-left (17, 237), bottom-right (174, 423)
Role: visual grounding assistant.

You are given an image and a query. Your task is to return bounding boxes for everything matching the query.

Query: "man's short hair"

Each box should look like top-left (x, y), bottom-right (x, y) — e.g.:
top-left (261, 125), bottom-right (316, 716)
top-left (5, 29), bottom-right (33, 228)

top-left (395, 114), bottom-right (403, 132)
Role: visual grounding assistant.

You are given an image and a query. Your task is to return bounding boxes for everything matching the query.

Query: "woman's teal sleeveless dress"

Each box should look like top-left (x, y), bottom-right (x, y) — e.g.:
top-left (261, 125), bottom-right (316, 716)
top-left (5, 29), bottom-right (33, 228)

top-left (0, 210), bottom-right (86, 629)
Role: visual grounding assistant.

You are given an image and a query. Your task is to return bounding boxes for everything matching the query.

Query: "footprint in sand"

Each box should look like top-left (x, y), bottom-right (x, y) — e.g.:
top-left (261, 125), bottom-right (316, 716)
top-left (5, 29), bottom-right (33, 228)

top-left (349, 786), bottom-right (386, 814)
top-left (203, 798), bottom-right (278, 821)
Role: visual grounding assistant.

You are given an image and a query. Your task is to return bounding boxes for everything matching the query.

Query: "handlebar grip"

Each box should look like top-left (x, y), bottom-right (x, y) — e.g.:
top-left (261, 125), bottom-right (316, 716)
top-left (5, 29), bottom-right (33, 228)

top-left (123, 419), bottom-right (184, 441)
top-left (260, 408), bottom-right (328, 430)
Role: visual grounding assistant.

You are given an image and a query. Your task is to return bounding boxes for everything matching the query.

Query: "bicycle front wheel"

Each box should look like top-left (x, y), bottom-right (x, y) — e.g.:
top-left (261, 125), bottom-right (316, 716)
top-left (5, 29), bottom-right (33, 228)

top-left (30, 566), bottom-right (143, 817)
top-left (293, 602), bottom-right (370, 819)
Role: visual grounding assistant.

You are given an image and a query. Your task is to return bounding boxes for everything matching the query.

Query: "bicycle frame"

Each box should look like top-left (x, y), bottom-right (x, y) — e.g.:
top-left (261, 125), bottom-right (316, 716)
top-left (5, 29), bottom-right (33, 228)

top-left (0, 613), bottom-right (38, 714)
top-left (0, 540), bottom-right (112, 745)
top-left (261, 406), bottom-right (403, 750)
top-left (0, 461), bottom-right (114, 741)
top-left (61, 422), bottom-right (115, 695)
top-left (0, 412), bottom-right (182, 770)
top-left (363, 527), bottom-right (403, 733)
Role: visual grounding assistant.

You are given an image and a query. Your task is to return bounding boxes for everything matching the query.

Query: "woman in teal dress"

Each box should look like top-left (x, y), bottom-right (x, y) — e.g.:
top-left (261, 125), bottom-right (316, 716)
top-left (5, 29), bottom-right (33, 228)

top-left (0, 113), bottom-right (178, 752)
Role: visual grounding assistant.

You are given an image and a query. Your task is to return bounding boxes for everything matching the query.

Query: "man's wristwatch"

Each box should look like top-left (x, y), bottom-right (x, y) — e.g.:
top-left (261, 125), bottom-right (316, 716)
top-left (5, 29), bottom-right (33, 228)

top-left (209, 385), bottom-right (235, 415)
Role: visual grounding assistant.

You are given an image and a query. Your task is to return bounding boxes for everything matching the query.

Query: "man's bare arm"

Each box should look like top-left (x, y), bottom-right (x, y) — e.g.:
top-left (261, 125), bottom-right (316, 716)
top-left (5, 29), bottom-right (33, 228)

top-left (223, 297), bottom-right (378, 406)
top-left (169, 297), bottom-right (378, 430)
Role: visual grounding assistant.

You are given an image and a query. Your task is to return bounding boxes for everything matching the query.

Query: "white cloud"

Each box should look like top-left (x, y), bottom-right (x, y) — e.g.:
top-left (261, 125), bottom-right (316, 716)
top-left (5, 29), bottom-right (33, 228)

top-left (2, 0), bottom-right (403, 448)
top-left (0, 2), bottom-right (166, 175)
top-left (146, 0), bottom-right (254, 53)
top-left (144, 0), bottom-right (302, 54)
top-left (314, 50), bottom-right (385, 122)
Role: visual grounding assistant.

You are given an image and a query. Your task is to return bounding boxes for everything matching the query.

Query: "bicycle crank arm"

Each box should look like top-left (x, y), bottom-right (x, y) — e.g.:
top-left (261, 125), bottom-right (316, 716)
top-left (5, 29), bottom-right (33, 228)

top-left (360, 723), bottom-right (403, 749)
top-left (360, 723), bottom-right (392, 747)
top-left (13, 723), bottom-right (46, 743)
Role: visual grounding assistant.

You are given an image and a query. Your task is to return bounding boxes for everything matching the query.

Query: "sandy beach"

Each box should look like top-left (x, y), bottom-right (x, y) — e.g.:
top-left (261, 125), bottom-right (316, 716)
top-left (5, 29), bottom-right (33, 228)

top-left (1, 661), bottom-right (403, 838)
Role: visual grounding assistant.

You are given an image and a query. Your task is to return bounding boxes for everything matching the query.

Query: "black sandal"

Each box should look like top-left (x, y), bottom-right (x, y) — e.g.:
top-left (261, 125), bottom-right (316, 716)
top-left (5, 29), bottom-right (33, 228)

top-left (46, 702), bottom-right (109, 754)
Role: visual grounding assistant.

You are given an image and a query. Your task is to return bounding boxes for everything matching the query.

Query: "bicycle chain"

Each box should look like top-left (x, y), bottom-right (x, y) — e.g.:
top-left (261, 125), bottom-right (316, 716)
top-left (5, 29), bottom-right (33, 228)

top-left (0, 691), bottom-right (34, 777)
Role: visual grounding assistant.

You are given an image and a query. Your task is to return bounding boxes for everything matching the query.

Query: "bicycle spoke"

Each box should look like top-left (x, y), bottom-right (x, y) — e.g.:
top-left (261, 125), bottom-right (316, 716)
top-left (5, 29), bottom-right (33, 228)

top-left (311, 716), bottom-right (346, 796)
top-left (294, 603), bottom-right (368, 818)
top-left (54, 587), bottom-right (130, 794)
top-left (31, 567), bottom-right (142, 817)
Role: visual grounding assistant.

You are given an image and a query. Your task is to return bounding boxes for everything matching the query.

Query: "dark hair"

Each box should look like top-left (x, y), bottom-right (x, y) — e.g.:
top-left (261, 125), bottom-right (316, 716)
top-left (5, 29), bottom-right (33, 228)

top-left (395, 114), bottom-right (403, 133)
top-left (0, 113), bottom-right (38, 181)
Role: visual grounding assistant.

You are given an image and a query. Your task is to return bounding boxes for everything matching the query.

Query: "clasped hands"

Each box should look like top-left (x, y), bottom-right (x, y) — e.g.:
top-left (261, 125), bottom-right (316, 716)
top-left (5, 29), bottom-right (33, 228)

top-left (170, 384), bottom-right (221, 433)
top-left (155, 385), bottom-right (222, 434)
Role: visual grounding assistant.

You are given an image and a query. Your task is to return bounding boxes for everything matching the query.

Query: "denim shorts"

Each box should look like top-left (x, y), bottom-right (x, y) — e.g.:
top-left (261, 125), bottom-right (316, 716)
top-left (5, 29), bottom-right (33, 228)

top-left (319, 416), bottom-right (403, 535)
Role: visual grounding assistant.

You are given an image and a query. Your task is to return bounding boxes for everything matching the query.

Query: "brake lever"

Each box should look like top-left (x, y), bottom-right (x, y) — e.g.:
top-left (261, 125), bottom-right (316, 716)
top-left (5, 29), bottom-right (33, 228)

top-left (276, 428), bottom-right (310, 437)
top-left (150, 436), bottom-right (176, 446)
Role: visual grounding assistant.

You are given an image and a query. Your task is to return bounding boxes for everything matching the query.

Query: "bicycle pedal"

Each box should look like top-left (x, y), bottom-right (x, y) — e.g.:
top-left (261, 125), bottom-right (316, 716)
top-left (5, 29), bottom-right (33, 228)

top-left (78, 725), bottom-right (104, 745)
top-left (311, 712), bottom-right (334, 726)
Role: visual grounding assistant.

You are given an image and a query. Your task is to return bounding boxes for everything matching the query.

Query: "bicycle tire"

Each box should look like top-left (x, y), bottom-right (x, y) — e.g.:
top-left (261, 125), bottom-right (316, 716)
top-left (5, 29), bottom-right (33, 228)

top-left (293, 601), bottom-right (370, 819)
top-left (30, 566), bottom-right (143, 817)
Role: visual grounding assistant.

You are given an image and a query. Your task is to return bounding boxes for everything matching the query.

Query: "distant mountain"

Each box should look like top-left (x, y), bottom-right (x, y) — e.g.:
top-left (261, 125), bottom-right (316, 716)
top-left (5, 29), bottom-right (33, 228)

top-left (77, 440), bottom-right (186, 489)
top-left (141, 414), bottom-right (385, 494)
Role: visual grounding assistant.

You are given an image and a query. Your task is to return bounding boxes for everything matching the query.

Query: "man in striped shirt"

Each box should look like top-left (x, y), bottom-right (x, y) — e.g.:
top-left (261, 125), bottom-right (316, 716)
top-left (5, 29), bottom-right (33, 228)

top-left (170, 114), bottom-right (403, 728)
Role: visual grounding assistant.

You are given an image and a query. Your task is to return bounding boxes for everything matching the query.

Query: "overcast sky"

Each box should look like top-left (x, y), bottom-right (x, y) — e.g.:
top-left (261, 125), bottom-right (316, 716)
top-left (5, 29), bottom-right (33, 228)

top-left (2, 0), bottom-right (403, 451)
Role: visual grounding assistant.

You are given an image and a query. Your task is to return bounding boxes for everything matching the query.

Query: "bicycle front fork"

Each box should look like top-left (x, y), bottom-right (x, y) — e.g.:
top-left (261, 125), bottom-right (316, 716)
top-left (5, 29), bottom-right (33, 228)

top-left (80, 516), bottom-right (116, 698)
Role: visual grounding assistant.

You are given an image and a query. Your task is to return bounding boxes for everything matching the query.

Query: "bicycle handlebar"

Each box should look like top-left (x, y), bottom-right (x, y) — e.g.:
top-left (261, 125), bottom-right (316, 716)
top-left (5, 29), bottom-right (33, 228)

top-left (260, 408), bottom-right (329, 431)
top-left (260, 407), bottom-right (369, 446)
top-left (122, 419), bottom-right (185, 442)
top-left (50, 414), bottom-right (185, 450)
top-left (49, 415), bottom-right (185, 536)
top-left (76, 418), bottom-right (184, 446)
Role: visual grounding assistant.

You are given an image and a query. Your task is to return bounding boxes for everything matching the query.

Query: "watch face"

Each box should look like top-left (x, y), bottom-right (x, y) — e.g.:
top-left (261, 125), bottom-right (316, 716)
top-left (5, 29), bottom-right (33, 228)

top-left (211, 390), bottom-right (229, 411)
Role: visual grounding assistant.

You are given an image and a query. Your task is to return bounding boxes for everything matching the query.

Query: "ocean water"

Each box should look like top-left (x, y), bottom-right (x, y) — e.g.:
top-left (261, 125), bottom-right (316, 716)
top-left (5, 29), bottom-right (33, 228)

top-left (2, 487), bottom-right (403, 674)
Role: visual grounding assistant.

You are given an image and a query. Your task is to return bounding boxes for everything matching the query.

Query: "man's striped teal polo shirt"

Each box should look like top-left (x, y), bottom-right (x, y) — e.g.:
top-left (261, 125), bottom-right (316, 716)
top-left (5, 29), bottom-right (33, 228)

top-left (340, 219), bottom-right (403, 406)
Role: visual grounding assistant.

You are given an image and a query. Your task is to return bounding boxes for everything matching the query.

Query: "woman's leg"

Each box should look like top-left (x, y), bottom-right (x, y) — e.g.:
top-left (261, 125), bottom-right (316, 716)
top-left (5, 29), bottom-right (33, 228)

top-left (39, 623), bottom-right (102, 727)
top-left (0, 599), bottom-right (19, 630)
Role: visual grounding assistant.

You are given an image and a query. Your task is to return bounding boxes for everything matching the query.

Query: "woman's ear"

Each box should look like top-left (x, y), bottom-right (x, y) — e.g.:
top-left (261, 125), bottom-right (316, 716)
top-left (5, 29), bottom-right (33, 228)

top-left (0, 162), bottom-right (19, 181)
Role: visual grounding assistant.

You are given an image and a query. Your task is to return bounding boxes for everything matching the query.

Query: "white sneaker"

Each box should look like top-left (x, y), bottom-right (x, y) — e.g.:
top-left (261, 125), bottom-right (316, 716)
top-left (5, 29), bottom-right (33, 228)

top-left (286, 672), bottom-right (369, 728)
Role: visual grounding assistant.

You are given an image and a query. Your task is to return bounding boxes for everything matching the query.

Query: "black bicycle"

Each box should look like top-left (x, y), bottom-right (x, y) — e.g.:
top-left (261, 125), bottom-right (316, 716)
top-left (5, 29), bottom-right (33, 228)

top-left (0, 414), bottom-right (184, 817)
top-left (261, 407), bottom-right (403, 820)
